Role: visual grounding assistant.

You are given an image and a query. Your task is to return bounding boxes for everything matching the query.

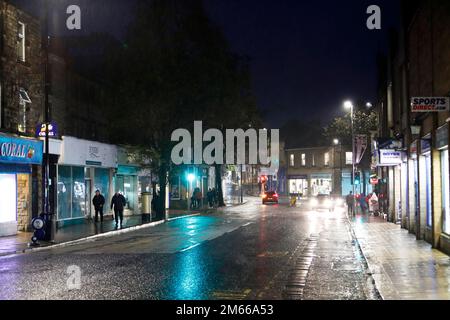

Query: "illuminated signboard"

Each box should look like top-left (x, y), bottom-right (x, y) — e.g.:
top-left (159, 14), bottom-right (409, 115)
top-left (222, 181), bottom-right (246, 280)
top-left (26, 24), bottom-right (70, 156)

top-left (36, 122), bottom-right (58, 138)
top-left (411, 97), bottom-right (450, 112)
top-left (379, 149), bottom-right (403, 166)
top-left (0, 135), bottom-right (43, 165)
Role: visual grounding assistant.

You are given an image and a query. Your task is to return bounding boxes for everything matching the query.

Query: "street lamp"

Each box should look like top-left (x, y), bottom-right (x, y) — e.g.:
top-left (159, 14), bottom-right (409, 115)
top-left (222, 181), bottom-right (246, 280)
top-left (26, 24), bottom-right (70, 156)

top-left (187, 173), bottom-right (195, 183)
top-left (344, 100), bottom-right (356, 217)
top-left (333, 138), bottom-right (339, 146)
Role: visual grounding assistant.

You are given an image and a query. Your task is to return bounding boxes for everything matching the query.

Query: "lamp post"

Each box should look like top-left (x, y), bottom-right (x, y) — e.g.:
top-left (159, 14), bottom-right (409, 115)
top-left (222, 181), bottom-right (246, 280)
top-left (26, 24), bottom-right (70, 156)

top-left (344, 101), bottom-right (355, 217)
top-left (41, 0), bottom-right (53, 241)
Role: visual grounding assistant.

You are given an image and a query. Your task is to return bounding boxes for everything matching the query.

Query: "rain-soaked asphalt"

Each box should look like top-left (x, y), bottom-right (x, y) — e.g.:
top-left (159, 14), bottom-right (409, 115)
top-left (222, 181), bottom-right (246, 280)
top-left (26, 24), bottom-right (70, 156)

top-left (0, 198), bottom-right (378, 300)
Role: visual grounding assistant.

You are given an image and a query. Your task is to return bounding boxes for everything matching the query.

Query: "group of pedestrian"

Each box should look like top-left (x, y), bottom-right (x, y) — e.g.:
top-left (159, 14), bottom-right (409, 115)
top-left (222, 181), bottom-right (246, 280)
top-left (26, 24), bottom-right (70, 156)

top-left (190, 187), bottom-right (203, 209)
top-left (346, 191), bottom-right (380, 216)
top-left (207, 188), bottom-right (219, 208)
top-left (92, 189), bottom-right (127, 229)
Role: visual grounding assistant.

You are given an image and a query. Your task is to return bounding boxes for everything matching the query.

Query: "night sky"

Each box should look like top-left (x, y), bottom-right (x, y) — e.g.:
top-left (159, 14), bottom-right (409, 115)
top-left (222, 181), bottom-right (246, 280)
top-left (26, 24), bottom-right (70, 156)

top-left (12, 0), bottom-right (400, 128)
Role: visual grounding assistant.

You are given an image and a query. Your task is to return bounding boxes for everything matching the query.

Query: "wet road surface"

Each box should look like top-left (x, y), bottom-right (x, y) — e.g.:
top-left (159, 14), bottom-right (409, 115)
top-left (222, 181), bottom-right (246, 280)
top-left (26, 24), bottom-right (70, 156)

top-left (0, 198), bottom-right (377, 300)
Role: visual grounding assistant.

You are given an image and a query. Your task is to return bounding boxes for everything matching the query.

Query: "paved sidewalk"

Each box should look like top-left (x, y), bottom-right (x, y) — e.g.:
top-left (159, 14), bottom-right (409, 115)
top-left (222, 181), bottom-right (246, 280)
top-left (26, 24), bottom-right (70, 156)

top-left (351, 214), bottom-right (450, 300)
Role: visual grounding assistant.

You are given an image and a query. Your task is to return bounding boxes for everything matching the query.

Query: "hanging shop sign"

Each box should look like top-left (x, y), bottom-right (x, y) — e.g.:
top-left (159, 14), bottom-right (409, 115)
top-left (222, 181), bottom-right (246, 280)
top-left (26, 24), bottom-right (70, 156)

top-left (436, 124), bottom-right (449, 150)
top-left (379, 149), bottom-right (403, 166)
top-left (36, 122), bottom-right (58, 138)
top-left (411, 97), bottom-right (450, 112)
top-left (0, 135), bottom-right (43, 165)
top-left (354, 135), bottom-right (368, 165)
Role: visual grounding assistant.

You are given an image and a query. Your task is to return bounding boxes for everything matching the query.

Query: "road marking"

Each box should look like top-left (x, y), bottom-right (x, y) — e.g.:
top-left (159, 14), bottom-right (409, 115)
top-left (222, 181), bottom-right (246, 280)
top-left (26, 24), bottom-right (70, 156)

top-left (179, 243), bottom-right (201, 252)
top-left (257, 251), bottom-right (289, 258)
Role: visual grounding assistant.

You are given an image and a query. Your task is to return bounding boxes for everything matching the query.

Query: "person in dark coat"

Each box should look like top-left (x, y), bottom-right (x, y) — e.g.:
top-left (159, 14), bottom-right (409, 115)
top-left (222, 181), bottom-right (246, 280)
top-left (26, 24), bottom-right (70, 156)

top-left (207, 188), bottom-right (214, 208)
top-left (92, 190), bottom-right (105, 223)
top-left (111, 192), bottom-right (126, 228)
top-left (346, 191), bottom-right (355, 216)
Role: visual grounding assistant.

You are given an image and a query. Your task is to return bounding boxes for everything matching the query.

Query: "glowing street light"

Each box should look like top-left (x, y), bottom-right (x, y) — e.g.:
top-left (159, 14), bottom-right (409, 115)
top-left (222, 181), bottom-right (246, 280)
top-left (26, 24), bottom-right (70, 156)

top-left (187, 173), bottom-right (196, 183)
top-left (333, 138), bottom-right (339, 145)
top-left (344, 100), bottom-right (354, 110)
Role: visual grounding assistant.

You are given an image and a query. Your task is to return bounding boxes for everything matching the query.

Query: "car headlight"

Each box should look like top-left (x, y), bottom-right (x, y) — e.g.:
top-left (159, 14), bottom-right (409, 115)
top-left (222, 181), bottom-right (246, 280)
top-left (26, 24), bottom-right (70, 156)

top-left (335, 199), bottom-right (344, 206)
top-left (324, 200), bottom-right (332, 207)
top-left (310, 199), bottom-right (318, 206)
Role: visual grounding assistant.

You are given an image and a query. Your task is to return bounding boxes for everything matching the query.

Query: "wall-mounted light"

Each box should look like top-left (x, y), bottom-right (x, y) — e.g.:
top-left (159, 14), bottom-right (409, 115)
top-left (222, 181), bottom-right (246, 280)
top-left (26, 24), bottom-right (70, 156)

top-left (410, 125), bottom-right (421, 136)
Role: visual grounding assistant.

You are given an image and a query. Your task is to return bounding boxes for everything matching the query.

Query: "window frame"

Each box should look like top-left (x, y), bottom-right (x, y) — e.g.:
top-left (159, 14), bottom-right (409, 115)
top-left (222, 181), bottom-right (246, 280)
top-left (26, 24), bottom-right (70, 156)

top-left (324, 152), bottom-right (330, 167)
top-left (289, 154), bottom-right (295, 167)
top-left (17, 22), bottom-right (26, 62)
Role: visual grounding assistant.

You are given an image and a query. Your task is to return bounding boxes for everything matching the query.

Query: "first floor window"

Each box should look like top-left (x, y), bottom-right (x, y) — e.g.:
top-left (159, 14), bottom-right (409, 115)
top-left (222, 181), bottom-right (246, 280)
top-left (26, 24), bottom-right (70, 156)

top-left (301, 154), bottom-right (306, 166)
top-left (290, 154), bottom-right (295, 167)
top-left (324, 152), bottom-right (330, 166)
top-left (346, 152), bottom-right (353, 165)
top-left (17, 22), bottom-right (26, 62)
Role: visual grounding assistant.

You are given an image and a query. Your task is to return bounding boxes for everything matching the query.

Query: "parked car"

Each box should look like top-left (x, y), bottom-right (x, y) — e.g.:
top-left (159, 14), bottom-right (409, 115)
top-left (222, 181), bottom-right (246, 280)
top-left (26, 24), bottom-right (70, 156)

top-left (262, 191), bottom-right (279, 204)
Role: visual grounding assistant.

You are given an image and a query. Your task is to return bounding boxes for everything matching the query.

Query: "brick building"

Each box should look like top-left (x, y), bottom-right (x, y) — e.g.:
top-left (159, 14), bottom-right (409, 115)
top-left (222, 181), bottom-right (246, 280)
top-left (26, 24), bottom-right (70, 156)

top-left (0, 0), bottom-right (44, 235)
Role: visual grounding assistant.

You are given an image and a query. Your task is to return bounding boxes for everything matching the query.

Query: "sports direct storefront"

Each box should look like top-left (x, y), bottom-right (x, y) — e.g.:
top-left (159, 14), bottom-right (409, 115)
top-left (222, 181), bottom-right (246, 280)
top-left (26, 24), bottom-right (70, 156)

top-left (0, 134), bottom-right (43, 237)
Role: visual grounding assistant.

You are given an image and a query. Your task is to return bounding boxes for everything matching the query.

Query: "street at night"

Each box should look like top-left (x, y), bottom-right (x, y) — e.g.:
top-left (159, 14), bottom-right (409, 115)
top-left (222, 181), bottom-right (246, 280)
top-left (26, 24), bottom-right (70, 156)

top-left (0, 198), bottom-right (378, 300)
top-left (1, 0), bottom-right (450, 314)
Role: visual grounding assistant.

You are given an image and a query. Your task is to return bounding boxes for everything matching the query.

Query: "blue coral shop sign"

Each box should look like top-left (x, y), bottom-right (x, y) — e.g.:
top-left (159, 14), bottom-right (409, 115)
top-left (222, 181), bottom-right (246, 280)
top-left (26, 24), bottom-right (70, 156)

top-left (0, 135), bottom-right (43, 165)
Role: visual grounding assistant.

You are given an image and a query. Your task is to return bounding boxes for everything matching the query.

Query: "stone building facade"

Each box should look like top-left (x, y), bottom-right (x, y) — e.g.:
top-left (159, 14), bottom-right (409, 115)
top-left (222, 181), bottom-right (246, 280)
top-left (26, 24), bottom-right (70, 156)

top-left (0, 0), bottom-right (44, 235)
top-left (285, 145), bottom-right (363, 197)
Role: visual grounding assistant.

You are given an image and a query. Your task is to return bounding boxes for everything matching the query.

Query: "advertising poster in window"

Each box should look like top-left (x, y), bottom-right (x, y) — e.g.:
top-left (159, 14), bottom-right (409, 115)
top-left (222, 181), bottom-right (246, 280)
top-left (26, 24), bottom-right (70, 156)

top-left (170, 177), bottom-right (181, 200)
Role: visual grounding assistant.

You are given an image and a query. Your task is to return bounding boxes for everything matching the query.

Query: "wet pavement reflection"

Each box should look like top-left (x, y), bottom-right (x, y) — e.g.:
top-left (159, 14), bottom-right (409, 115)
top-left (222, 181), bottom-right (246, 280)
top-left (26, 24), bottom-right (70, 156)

top-left (0, 198), bottom-right (448, 300)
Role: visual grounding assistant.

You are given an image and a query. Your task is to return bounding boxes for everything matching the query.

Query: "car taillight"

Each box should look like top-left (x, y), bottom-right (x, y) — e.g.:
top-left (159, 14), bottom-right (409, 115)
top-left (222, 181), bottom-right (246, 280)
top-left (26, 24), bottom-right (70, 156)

top-left (274, 194), bottom-right (278, 197)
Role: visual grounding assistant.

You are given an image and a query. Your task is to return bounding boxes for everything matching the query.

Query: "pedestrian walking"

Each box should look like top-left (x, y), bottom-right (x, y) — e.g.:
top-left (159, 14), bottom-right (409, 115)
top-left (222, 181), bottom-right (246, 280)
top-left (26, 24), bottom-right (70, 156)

top-left (368, 192), bottom-right (379, 215)
top-left (212, 187), bottom-right (218, 206)
top-left (346, 191), bottom-right (354, 216)
top-left (359, 193), bottom-right (368, 214)
top-left (111, 192), bottom-right (126, 228)
top-left (92, 190), bottom-right (105, 223)
top-left (195, 187), bottom-right (202, 209)
top-left (151, 192), bottom-right (159, 213)
top-left (207, 188), bottom-right (214, 208)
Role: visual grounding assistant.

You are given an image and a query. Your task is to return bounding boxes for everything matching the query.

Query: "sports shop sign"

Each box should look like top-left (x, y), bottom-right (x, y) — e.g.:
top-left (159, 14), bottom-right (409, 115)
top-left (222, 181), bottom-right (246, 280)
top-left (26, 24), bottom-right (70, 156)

top-left (411, 97), bottom-right (450, 112)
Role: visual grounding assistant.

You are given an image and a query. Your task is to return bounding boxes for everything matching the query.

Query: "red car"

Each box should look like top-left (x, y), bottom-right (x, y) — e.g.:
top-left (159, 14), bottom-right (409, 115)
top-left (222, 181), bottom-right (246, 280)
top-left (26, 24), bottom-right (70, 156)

top-left (262, 191), bottom-right (279, 204)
